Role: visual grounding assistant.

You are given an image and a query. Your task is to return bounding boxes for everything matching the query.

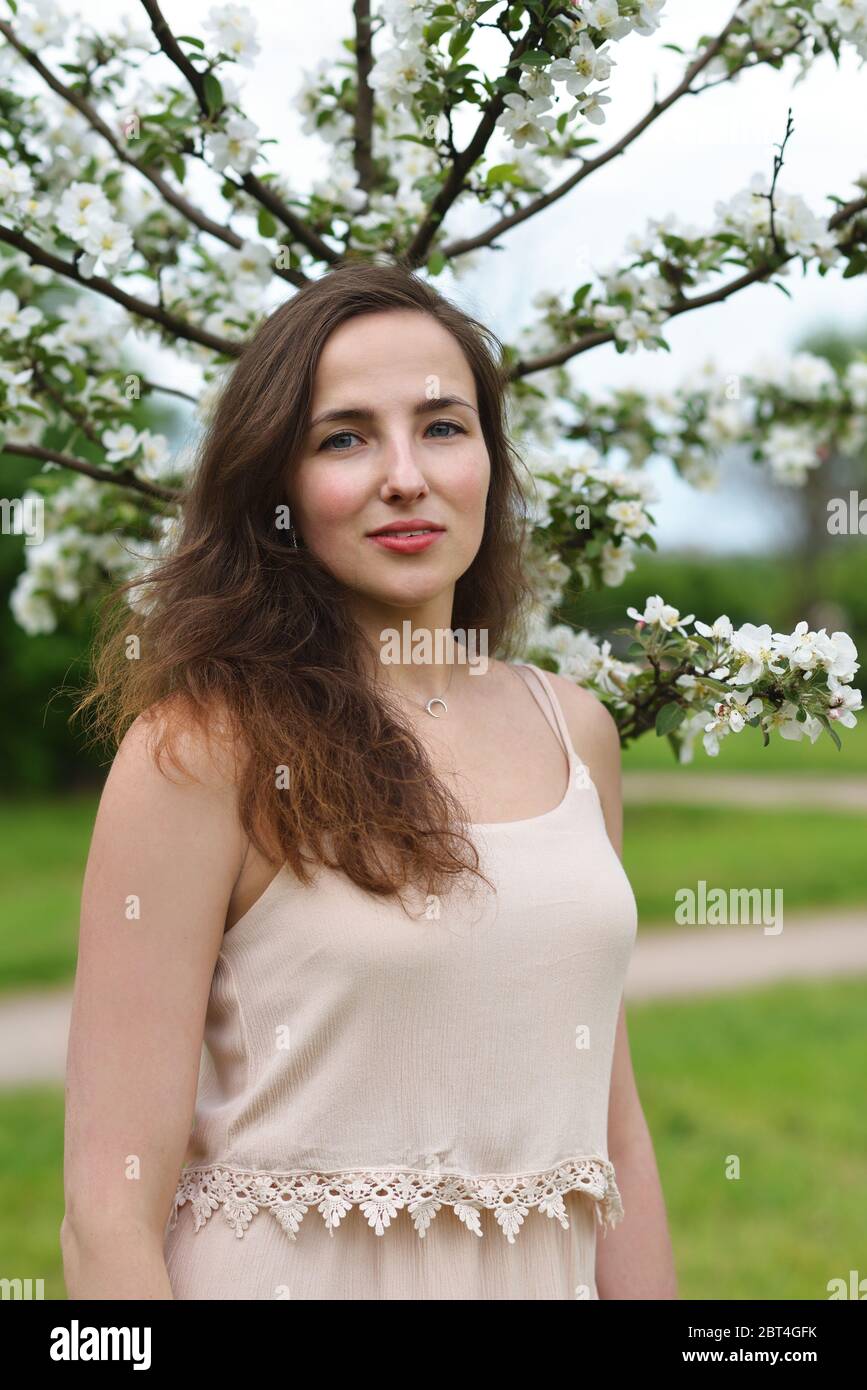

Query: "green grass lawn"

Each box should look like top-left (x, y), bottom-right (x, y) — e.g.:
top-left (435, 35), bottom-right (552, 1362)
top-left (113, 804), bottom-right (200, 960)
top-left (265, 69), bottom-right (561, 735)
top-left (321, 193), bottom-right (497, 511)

top-left (623, 803), bottom-right (867, 925)
top-left (1, 790), bottom-right (865, 991)
top-left (626, 977), bottom-right (867, 1300)
top-left (0, 794), bottom-right (95, 992)
top-left (0, 1087), bottom-right (66, 1299)
top-left (623, 710), bottom-right (867, 774)
top-left (5, 977), bottom-right (863, 1300)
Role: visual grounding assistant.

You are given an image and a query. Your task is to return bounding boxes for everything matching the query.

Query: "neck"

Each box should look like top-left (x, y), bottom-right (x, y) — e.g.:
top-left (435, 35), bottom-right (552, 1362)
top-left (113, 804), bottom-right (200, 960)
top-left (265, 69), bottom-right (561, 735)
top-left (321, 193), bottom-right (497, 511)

top-left (351, 602), bottom-right (466, 705)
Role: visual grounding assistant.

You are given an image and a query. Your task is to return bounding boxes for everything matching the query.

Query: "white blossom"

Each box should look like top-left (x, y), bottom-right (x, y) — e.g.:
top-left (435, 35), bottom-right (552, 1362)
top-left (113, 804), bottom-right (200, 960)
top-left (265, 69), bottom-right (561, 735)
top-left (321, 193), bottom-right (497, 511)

top-left (599, 540), bottom-right (635, 586)
top-left (0, 290), bottom-right (43, 339)
top-left (0, 159), bottom-right (35, 212)
top-left (627, 595), bottom-right (695, 634)
top-left (826, 673), bottom-right (863, 726)
top-left (221, 240), bottom-right (275, 286)
top-left (102, 424), bottom-right (141, 462)
top-left (10, 570), bottom-right (57, 634)
top-left (843, 358), bottom-right (867, 407)
top-left (605, 498), bottom-right (649, 539)
top-left (703, 689), bottom-right (763, 754)
top-left (576, 88), bottom-right (612, 124)
top-left (695, 616), bottom-right (734, 644)
top-left (78, 217), bottom-right (134, 277)
top-left (205, 114), bottom-right (260, 174)
top-left (785, 352), bottom-right (838, 400)
top-left (585, 0), bottom-right (632, 41)
top-left (728, 622), bottom-right (781, 684)
top-left (203, 3), bottom-right (261, 67)
top-left (368, 45), bottom-right (427, 107)
top-left (15, 0), bottom-right (66, 48)
top-left (496, 94), bottom-right (556, 149)
top-left (138, 431), bottom-right (172, 479)
top-left (763, 423), bottom-right (821, 485)
top-left (549, 35), bottom-right (615, 96)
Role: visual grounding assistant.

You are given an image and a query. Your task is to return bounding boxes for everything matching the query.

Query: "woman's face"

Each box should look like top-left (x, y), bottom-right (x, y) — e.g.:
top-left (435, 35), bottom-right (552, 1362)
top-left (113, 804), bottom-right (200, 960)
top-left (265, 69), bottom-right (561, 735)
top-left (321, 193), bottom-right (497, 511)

top-left (287, 309), bottom-right (491, 612)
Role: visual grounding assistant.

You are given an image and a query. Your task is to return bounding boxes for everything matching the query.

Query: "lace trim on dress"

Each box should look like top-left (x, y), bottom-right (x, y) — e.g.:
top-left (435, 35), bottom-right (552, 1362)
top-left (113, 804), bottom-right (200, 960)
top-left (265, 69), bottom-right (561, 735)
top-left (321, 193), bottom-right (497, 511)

top-left (167, 1156), bottom-right (624, 1244)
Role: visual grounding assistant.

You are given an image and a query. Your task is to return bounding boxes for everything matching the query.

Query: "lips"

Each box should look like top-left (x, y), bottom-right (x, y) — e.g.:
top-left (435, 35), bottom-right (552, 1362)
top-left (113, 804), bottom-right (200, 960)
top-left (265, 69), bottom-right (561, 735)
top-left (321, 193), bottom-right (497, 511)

top-left (366, 519), bottom-right (445, 536)
top-left (366, 529), bottom-right (445, 554)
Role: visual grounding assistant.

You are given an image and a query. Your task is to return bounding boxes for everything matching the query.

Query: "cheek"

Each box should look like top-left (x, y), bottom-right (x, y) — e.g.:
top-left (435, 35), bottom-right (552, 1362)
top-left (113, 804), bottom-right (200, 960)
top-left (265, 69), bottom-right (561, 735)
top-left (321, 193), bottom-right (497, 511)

top-left (447, 450), bottom-right (490, 518)
top-left (293, 467), bottom-right (365, 538)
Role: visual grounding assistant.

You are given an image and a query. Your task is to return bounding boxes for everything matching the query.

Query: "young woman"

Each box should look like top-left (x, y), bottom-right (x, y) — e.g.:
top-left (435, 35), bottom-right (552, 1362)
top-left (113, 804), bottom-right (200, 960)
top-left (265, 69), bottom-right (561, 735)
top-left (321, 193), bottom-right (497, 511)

top-left (61, 261), bottom-right (676, 1301)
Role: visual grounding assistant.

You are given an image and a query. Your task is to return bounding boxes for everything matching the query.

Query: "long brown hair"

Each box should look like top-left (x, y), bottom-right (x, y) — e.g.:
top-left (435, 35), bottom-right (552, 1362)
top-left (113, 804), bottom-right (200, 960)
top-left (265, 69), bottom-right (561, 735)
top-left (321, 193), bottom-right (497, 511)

top-left (75, 261), bottom-right (539, 909)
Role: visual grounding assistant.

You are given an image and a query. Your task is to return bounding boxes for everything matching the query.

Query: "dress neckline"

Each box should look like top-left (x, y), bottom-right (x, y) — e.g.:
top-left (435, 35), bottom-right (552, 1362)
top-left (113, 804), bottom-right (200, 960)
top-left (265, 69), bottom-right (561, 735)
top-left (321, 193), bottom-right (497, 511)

top-left (469, 664), bottom-right (590, 831)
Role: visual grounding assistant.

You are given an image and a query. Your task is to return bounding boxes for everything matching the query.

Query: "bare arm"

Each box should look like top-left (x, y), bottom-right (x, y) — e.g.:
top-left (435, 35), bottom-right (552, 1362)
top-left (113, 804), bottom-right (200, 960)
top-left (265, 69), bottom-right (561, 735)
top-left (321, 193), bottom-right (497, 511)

top-left (60, 709), bottom-right (248, 1299)
top-left (553, 675), bottom-right (678, 1300)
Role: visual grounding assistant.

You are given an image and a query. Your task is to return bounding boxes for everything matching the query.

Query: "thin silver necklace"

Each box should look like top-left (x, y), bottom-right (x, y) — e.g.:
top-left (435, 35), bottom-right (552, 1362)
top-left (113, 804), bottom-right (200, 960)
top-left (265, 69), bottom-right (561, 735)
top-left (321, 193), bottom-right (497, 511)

top-left (396, 661), bottom-right (457, 718)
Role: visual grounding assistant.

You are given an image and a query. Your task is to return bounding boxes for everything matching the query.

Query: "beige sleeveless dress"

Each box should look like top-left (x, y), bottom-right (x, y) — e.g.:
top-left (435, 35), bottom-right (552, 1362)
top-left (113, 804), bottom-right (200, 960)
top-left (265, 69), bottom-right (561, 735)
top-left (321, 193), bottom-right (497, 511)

top-left (163, 662), bottom-right (638, 1300)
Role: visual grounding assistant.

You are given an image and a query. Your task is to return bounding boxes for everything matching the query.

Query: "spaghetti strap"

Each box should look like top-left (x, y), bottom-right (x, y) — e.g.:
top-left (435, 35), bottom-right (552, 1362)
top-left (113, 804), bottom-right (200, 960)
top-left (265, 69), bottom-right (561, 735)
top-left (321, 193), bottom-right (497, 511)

top-left (513, 662), bottom-right (585, 774)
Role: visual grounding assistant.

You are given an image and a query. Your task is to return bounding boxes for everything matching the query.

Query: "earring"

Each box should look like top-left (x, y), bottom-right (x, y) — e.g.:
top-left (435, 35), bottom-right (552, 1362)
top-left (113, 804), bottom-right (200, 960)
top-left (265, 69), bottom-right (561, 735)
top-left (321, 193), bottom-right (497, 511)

top-left (290, 526), bottom-right (298, 549)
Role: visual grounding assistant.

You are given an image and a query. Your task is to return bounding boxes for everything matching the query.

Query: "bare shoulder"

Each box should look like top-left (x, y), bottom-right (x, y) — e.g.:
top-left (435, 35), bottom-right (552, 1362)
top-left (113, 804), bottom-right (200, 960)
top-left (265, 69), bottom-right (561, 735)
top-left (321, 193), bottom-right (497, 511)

top-left (544, 668), bottom-right (621, 764)
top-left (113, 692), bottom-right (247, 795)
top-left (90, 693), bottom-right (249, 903)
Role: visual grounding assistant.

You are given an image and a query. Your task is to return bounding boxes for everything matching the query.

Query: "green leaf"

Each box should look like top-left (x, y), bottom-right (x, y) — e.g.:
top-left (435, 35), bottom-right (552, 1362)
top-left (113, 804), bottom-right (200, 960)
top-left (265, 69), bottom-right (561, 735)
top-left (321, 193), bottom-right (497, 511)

top-left (817, 713), bottom-right (842, 751)
top-left (448, 24), bottom-right (472, 58)
top-left (425, 16), bottom-right (455, 44)
top-left (655, 702), bottom-right (686, 737)
top-left (177, 34), bottom-right (205, 49)
top-left (519, 50), bottom-right (550, 67)
top-left (427, 250), bottom-right (447, 276)
top-left (203, 73), bottom-right (224, 117)
top-left (485, 162), bottom-right (520, 186)
top-left (257, 208), bottom-right (278, 238)
top-left (137, 140), bottom-right (166, 167)
top-left (166, 152), bottom-right (186, 184)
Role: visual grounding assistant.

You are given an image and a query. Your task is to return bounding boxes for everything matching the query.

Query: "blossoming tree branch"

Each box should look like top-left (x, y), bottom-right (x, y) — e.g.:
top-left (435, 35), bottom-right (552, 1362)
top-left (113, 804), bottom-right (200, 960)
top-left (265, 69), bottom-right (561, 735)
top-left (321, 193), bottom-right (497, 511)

top-left (0, 0), bottom-right (863, 758)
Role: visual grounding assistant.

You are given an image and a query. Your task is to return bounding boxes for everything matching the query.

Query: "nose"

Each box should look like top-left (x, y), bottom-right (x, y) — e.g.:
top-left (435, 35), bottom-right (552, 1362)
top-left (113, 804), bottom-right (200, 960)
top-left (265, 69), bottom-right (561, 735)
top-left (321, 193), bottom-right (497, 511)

top-left (378, 427), bottom-right (430, 499)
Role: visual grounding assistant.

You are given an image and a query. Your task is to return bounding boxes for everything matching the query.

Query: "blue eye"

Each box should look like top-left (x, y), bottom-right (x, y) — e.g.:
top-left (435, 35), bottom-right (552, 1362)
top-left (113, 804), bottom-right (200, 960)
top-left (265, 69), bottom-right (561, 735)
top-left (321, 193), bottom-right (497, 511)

top-left (320, 430), bottom-right (359, 452)
top-left (319, 421), bottom-right (466, 452)
top-left (427, 420), bottom-right (465, 438)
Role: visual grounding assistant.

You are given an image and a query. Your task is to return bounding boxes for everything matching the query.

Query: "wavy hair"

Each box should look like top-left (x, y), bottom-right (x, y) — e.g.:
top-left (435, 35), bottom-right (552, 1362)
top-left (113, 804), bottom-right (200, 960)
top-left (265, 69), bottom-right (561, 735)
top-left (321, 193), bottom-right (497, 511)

top-left (75, 260), bottom-right (540, 910)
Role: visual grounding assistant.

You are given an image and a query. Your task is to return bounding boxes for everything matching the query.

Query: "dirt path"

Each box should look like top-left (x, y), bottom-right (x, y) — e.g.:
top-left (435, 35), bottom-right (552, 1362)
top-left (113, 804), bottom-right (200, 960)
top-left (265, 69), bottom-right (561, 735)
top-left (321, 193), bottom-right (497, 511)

top-left (623, 772), bottom-right (867, 811)
top-left (626, 907), bottom-right (867, 1001)
top-left (1, 908), bottom-right (865, 1086)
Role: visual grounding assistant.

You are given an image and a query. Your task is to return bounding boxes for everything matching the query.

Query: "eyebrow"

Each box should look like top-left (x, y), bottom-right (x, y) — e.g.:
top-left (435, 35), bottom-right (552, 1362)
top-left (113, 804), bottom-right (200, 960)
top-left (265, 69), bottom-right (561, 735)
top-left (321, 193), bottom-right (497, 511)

top-left (308, 395), bottom-right (478, 431)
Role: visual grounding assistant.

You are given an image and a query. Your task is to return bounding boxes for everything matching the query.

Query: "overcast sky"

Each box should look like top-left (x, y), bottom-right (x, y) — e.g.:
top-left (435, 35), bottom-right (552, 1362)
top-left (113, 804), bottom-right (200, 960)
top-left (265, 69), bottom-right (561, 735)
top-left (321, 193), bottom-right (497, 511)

top-left (51, 1), bottom-right (867, 551)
